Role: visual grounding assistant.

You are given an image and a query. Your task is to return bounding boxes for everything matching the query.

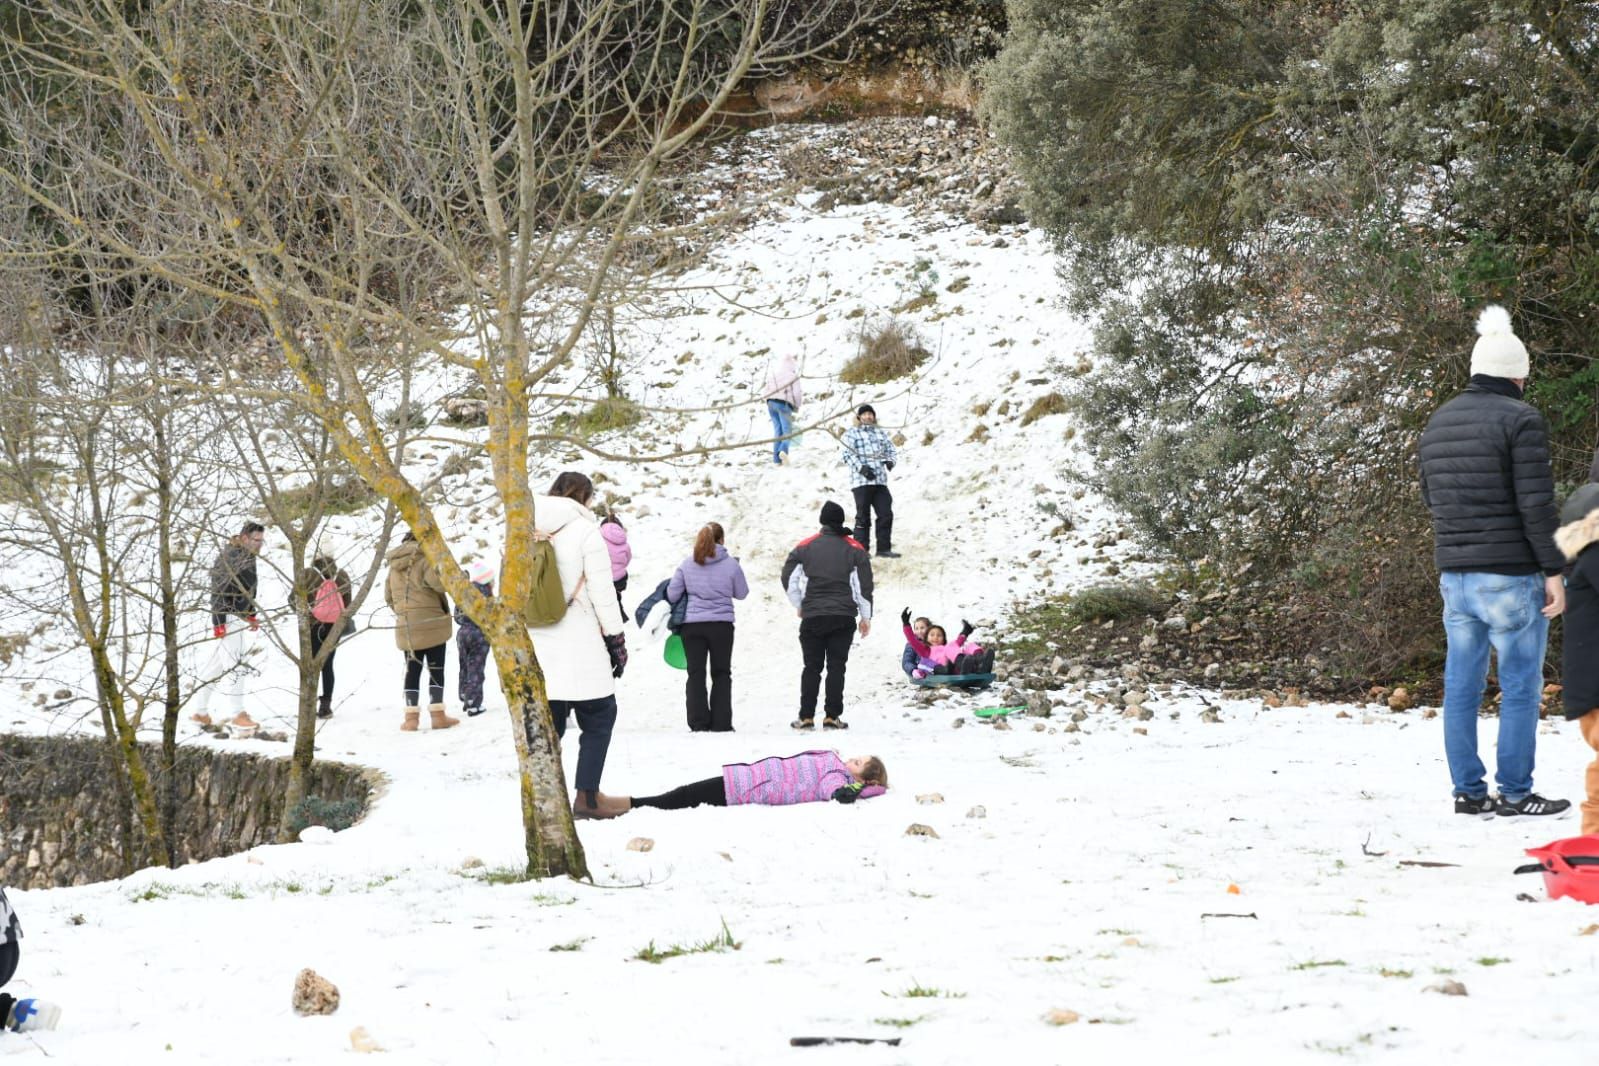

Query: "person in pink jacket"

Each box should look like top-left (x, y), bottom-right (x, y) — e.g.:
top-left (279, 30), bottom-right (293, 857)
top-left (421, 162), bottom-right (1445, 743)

top-left (600, 513), bottom-right (632, 618)
top-left (763, 353), bottom-right (804, 465)
top-left (899, 607), bottom-right (995, 677)
top-left (595, 750), bottom-right (888, 813)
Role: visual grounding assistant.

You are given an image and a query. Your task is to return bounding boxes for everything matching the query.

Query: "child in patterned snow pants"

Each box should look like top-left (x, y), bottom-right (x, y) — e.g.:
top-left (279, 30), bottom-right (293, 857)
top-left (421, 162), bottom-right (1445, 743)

top-left (454, 564), bottom-right (495, 717)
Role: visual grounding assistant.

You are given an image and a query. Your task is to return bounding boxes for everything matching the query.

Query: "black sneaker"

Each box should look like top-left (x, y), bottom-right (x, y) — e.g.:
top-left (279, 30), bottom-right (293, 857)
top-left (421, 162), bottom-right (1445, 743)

top-left (1454, 794), bottom-right (1498, 817)
top-left (791, 718), bottom-right (815, 731)
top-left (1496, 793), bottom-right (1571, 818)
top-left (465, 705), bottom-right (487, 717)
top-left (823, 717), bottom-right (849, 730)
top-left (876, 550), bottom-right (901, 559)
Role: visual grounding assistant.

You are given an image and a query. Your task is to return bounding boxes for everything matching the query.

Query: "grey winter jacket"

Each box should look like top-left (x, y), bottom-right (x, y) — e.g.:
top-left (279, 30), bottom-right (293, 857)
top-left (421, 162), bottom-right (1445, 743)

top-left (780, 527), bottom-right (874, 620)
top-left (208, 543), bottom-right (259, 627)
top-left (1417, 377), bottom-right (1563, 575)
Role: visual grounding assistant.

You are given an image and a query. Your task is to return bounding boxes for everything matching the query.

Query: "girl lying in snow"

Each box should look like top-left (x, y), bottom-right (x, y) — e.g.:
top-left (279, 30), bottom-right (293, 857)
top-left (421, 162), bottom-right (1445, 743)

top-left (899, 608), bottom-right (995, 678)
top-left (583, 750), bottom-right (888, 815)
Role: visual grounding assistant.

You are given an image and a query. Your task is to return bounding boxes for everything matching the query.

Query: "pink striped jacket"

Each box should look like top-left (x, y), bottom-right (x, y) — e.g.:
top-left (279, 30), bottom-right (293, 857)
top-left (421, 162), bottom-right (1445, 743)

top-left (722, 750), bottom-right (885, 806)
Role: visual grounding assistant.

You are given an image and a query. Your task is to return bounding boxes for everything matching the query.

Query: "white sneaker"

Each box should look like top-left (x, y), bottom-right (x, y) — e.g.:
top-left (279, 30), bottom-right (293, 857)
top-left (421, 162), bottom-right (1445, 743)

top-left (6, 997), bottom-right (62, 1032)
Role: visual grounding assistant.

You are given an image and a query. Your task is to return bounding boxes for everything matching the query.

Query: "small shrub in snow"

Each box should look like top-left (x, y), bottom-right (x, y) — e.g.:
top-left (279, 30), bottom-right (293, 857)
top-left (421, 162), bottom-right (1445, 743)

top-left (1018, 391), bottom-right (1067, 426)
top-left (840, 318), bottom-right (929, 385)
top-left (555, 396), bottom-right (641, 438)
top-left (383, 401), bottom-right (427, 431)
top-left (285, 795), bottom-right (364, 836)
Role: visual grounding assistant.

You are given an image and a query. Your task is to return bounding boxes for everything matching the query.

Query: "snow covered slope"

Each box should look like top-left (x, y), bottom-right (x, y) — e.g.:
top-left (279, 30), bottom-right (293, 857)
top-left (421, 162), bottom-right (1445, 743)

top-left (2, 135), bottom-right (1596, 1065)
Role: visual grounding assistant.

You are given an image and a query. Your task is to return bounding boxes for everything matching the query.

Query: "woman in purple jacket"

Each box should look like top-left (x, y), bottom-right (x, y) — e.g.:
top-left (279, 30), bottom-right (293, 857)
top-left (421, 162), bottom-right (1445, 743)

top-left (597, 750), bottom-right (888, 814)
top-left (667, 522), bottom-right (750, 731)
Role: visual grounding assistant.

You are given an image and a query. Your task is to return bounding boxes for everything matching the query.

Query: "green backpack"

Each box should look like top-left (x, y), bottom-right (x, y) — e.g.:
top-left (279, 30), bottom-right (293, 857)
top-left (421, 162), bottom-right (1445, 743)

top-left (524, 521), bottom-right (583, 626)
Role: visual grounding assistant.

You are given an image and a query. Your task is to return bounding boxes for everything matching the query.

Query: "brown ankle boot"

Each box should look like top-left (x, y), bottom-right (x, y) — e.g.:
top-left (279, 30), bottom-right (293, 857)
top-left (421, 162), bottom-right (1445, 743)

top-left (572, 789), bottom-right (626, 820)
top-left (400, 707), bottom-right (420, 732)
top-left (429, 703), bottom-right (459, 730)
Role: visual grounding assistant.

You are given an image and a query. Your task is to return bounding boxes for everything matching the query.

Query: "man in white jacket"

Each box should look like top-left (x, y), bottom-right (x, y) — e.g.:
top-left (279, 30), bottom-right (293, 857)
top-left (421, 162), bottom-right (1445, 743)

top-left (527, 472), bottom-right (630, 819)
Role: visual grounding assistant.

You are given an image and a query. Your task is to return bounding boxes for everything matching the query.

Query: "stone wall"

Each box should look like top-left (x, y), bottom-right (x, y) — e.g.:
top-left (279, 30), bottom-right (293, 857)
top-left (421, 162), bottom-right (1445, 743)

top-left (0, 735), bottom-right (377, 889)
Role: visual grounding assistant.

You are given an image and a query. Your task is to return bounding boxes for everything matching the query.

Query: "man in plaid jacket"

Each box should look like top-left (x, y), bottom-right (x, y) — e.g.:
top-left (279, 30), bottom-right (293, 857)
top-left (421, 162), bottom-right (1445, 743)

top-left (840, 404), bottom-right (899, 558)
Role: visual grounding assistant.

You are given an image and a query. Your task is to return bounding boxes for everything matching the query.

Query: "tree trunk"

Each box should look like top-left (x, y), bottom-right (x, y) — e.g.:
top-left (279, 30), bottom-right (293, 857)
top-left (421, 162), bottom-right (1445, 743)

top-left (154, 413), bottom-right (181, 867)
top-left (486, 627), bottom-right (588, 880)
top-left (279, 674), bottom-right (320, 842)
top-left (91, 645), bottom-right (168, 864)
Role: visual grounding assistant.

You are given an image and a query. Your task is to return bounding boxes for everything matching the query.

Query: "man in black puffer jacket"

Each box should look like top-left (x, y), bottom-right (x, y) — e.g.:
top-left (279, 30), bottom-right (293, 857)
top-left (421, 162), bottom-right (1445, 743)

top-left (781, 501), bottom-right (874, 731)
top-left (1418, 304), bottom-right (1569, 820)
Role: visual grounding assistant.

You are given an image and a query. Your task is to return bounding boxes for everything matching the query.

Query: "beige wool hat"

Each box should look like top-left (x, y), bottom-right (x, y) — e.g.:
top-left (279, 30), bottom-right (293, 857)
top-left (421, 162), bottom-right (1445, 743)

top-left (1470, 304), bottom-right (1528, 379)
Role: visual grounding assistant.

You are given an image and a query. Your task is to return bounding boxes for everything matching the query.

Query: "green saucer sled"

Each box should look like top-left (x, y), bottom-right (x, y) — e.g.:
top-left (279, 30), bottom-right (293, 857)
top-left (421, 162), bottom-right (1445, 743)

top-left (909, 672), bottom-right (996, 689)
top-left (973, 706), bottom-right (1025, 718)
top-left (663, 632), bottom-right (688, 670)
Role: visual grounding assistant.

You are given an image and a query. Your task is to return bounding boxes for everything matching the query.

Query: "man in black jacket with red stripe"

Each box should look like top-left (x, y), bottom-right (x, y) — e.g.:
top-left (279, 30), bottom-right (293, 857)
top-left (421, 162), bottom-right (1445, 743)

top-left (780, 501), bottom-right (874, 730)
top-left (1418, 304), bottom-right (1568, 819)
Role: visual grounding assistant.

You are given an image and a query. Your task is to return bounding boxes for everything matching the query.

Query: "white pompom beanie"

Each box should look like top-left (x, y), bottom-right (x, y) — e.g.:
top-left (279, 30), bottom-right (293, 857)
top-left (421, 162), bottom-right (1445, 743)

top-left (1470, 304), bottom-right (1528, 379)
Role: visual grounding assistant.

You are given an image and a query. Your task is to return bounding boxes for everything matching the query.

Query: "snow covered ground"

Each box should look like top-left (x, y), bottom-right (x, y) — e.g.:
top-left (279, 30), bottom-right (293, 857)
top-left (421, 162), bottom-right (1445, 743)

top-left (5, 163), bottom-right (1599, 1064)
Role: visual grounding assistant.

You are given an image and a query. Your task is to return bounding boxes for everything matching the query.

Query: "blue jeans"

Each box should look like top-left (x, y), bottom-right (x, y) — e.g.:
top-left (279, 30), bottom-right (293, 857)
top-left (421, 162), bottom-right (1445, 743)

top-left (767, 399), bottom-right (793, 462)
top-left (550, 695), bottom-right (617, 792)
top-left (1439, 571), bottom-right (1548, 801)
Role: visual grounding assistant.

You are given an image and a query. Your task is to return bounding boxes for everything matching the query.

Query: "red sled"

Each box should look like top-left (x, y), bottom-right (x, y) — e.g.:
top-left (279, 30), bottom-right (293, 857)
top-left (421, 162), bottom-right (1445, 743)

top-left (1514, 836), bottom-right (1599, 904)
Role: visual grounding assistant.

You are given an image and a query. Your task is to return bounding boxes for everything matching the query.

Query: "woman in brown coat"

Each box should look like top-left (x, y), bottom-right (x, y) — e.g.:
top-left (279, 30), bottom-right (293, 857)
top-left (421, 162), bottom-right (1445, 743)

top-left (384, 532), bottom-right (458, 732)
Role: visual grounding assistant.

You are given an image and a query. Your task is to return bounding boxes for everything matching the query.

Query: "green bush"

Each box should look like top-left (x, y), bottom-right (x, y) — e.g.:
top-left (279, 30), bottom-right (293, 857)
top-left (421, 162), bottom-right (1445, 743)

top-left (284, 795), bottom-right (365, 836)
top-left (270, 477), bottom-right (375, 522)
top-left (984, 1), bottom-right (1599, 674)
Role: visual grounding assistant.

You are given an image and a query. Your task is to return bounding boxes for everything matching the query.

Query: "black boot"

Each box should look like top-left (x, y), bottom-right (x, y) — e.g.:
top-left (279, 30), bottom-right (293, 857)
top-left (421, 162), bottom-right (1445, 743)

top-left (316, 695), bottom-right (333, 719)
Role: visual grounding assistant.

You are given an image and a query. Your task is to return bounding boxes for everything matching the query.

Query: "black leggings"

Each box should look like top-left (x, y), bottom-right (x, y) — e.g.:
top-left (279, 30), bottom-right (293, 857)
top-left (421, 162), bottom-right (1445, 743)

top-left (631, 776), bottom-right (727, 810)
top-left (403, 643), bottom-right (447, 705)
top-left (310, 622), bottom-right (337, 700)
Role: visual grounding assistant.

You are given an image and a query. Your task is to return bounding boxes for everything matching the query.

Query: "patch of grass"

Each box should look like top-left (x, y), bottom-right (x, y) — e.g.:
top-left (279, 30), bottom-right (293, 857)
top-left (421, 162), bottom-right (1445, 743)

top-left (1097, 928), bottom-right (1136, 936)
top-left (1209, 976), bottom-right (1241, 984)
top-left (1019, 391), bottom-right (1068, 426)
top-left (532, 893), bottom-right (577, 907)
top-left (1291, 959), bottom-right (1347, 971)
top-left (483, 866), bottom-right (533, 885)
top-left (270, 477), bottom-right (376, 523)
top-left (1378, 968), bottom-right (1413, 978)
top-left (634, 919), bottom-right (741, 964)
top-left (132, 885), bottom-right (169, 902)
top-left (550, 938), bottom-right (588, 952)
top-left (1006, 583), bottom-right (1170, 660)
top-left (1476, 956), bottom-right (1511, 967)
top-left (556, 396), bottom-right (642, 438)
top-left (890, 981), bottom-right (965, 999)
top-left (1039, 955), bottom-right (1072, 963)
top-left (364, 874), bottom-right (398, 890)
top-left (839, 318), bottom-right (930, 385)
top-left (873, 1016), bottom-right (926, 1028)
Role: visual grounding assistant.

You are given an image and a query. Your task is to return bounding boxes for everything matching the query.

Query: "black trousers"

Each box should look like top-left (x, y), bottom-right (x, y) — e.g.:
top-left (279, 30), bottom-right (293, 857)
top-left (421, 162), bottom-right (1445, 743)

top-left (681, 620), bottom-right (735, 732)
top-left (851, 484), bottom-right (893, 553)
top-left (403, 642), bottom-right (447, 705)
top-left (457, 625), bottom-right (489, 707)
top-left (632, 776), bottom-right (728, 810)
top-left (799, 615), bottom-right (856, 720)
top-left (309, 622), bottom-right (337, 701)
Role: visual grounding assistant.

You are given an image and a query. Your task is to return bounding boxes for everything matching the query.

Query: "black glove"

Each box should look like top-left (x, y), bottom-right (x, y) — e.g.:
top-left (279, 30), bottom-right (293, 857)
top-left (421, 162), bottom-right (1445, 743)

top-left (603, 633), bottom-right (628, 678)
top-left (960, 619), bottom-right (974, 639)
top-left (832, 783), bottom-right (863, 805)
top-left (900, 606), bottom-right (912, 627)
top-left (860, 465), bottom-right (880, 482)
top-left (885, 461), bottom-right (895, 471)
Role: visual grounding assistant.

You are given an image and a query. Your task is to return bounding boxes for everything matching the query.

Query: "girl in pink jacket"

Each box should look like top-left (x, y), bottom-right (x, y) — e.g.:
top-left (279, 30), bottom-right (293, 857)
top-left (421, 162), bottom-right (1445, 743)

top-left (900, 608), bottom-right (995, 677)
top-left (600, 513), bottom-right (632, 617)
top-left (597, 751), bottom-right (888, 814)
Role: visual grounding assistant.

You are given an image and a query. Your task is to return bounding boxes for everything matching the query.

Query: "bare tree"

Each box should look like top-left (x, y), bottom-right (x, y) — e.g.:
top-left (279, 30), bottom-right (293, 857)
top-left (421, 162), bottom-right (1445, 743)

top-left (1, 0), bottom-right (879, 878)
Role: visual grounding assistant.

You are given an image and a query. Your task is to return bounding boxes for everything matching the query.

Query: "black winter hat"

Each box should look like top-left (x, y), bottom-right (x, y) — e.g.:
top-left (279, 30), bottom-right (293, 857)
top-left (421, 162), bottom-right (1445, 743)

top-left (855, 404), bottom-right (876, 418)
top-left (1561, 483), bottom-right (1599, 527)
top-left (819, 501), bottom-right (847, 528)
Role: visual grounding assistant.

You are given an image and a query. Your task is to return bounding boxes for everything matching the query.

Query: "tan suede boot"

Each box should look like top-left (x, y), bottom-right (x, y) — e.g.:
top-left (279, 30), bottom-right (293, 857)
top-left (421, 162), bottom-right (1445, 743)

top-left (429, 703), bottom-right (460, 730)
top-left (400, 707), bottom-right (420, 732)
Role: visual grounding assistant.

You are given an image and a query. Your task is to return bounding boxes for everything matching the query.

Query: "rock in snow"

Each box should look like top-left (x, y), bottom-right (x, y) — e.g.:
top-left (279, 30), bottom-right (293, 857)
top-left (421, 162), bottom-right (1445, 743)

top-left (292, 969), bottom-right (340, 1016)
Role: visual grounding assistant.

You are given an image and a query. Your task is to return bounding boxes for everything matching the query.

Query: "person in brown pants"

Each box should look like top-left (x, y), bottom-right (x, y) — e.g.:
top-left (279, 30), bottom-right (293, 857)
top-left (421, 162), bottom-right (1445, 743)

top-left (1555, 483), bottom-right (1599, 833)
